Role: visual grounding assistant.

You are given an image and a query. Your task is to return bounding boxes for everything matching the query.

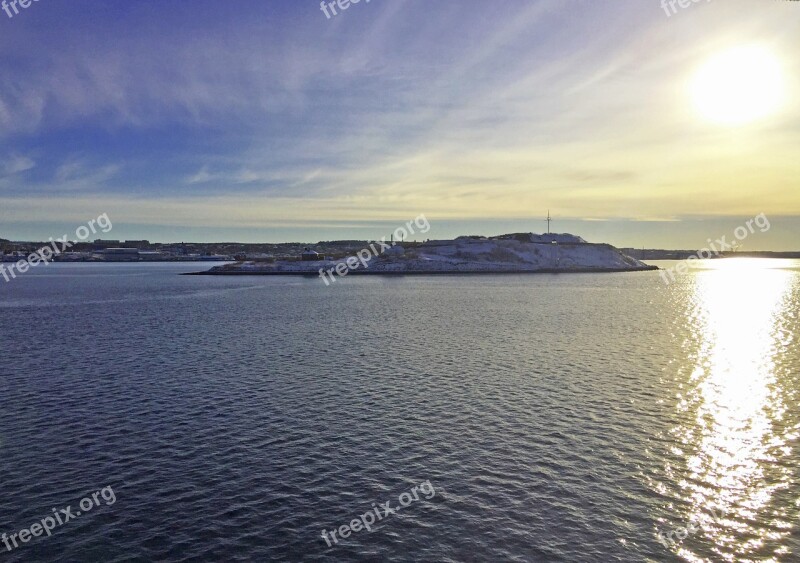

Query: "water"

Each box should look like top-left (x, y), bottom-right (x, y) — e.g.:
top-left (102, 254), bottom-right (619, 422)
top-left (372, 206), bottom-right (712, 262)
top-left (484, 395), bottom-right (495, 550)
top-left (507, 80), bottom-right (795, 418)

top-left (1, 260), bottom-right (799, 562)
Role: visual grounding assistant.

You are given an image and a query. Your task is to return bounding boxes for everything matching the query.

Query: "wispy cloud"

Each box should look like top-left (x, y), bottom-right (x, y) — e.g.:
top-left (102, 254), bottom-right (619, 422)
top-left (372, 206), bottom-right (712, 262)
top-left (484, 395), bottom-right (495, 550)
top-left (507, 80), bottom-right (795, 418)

top-left (3, 153), bottom-right (35, 175)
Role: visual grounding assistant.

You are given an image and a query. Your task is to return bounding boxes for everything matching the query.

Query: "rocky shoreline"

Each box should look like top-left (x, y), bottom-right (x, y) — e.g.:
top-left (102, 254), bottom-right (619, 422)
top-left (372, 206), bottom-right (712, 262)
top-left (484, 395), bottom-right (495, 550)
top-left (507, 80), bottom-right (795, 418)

top-left (186, 233), bottom-right (658, 277)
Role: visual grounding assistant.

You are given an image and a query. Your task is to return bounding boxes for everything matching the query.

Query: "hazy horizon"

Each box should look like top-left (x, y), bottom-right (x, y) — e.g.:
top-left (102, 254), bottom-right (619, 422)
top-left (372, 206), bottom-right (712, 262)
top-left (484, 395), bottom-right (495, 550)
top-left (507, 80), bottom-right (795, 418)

top-left (2, 215), bottom-right (798, 251)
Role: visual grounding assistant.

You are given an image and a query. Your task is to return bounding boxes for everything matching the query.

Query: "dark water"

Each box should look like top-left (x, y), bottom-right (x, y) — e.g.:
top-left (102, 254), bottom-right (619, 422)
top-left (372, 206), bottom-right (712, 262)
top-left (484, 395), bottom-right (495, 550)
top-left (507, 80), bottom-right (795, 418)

top-left (1, 260), bottom-right (799, 562)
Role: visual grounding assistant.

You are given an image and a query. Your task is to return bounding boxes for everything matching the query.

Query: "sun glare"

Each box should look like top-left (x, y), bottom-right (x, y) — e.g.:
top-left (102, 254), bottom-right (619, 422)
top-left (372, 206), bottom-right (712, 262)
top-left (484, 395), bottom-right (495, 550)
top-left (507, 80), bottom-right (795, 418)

top-left (690, 45), bottom-right (785, 125)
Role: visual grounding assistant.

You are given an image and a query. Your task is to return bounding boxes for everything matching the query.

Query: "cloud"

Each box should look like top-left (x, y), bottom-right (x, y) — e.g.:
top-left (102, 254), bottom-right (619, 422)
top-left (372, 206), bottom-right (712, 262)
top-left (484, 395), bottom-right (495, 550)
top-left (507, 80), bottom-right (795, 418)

top-left (3, 154), bottom-right (35, 175)
top-left (0, 0), bottom-right (797, 242)
top-left (186, 166), bottom-right (214, 185)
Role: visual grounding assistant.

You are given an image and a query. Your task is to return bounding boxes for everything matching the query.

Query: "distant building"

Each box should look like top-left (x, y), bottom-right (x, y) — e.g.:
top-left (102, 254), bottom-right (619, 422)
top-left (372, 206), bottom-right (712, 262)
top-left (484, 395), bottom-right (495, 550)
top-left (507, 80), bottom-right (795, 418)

top-left (93, 239), bottom-right (121, 248)
top-left (137, 251), bottom-right (166, 261)
top-left (160, 245), bottom-right (185, 255)
top-left (301, 248), bottom-right (322, 261)
top-left (95, 248), bottom-right (139, 262)
top-left (529, 233), bottom-right (586, 244)
top-left (122, 240), bottom-right (150, 249)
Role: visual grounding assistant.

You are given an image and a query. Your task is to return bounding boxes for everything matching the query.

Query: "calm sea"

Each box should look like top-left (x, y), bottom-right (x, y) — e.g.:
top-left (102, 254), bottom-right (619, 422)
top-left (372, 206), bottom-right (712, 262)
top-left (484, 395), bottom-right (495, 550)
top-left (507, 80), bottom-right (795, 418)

top-left (1, 260), bottom-right (799, 562)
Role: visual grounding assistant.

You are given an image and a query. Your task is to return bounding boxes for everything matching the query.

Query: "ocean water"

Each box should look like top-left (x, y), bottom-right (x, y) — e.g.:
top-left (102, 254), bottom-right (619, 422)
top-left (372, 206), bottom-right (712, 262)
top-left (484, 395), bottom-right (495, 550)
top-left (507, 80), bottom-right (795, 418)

top-left (1, 260), bottom-right (799, 562)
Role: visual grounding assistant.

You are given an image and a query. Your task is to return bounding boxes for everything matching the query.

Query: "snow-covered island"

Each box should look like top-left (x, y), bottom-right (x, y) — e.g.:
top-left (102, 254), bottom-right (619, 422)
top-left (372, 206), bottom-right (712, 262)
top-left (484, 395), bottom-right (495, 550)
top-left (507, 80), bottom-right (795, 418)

top-left (190, 233), bottom-right (657, 276)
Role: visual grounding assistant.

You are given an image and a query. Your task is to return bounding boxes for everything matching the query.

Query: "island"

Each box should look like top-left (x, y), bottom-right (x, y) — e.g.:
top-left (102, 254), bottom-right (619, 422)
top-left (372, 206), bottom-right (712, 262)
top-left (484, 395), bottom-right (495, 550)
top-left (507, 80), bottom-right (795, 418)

top-left (187, 233), bottom-right (658, 277)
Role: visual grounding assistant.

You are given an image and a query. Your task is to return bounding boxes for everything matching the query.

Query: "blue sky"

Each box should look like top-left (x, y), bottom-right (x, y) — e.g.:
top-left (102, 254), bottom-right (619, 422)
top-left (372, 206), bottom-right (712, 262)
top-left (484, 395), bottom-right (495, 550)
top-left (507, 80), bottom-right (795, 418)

top-left (1, 0), bottom-right (799, 249)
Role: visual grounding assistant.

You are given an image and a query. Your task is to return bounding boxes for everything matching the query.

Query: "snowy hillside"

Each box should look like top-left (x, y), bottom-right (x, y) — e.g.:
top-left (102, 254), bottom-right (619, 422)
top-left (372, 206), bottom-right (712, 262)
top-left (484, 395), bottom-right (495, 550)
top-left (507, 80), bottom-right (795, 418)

top-left (202, 233), bottom-right (656, 275)
top-left (365, 235), bottom-right (648, 272)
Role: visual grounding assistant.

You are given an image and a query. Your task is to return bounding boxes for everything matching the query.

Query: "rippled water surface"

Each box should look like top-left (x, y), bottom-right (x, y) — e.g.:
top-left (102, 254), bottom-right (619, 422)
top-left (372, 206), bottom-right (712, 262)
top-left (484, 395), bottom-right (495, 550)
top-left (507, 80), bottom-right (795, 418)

top-left (1, 260), bottom-right (799, 562)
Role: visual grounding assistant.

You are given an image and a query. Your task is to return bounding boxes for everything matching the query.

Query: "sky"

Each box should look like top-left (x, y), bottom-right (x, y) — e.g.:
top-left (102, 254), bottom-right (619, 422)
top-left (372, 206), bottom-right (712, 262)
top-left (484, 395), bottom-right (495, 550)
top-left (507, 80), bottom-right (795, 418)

top-left (0, 0), bottom-right (798, 249)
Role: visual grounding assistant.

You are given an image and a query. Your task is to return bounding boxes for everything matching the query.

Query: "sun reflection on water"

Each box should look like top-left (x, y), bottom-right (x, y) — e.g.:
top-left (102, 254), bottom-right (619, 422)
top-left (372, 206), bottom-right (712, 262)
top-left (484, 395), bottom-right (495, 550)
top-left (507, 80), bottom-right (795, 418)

top-left (670, 259), bottom-right (799, 561)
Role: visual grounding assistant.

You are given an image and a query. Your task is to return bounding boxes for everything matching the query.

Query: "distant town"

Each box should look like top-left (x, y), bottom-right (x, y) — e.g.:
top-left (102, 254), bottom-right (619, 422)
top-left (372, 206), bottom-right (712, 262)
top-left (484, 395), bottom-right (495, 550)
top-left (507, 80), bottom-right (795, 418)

top-left (2, 236), bottom-right (798, 264)
top-left (0, 237), bottom-right (417, 263)
top-left (619, 248), bottom-right (800, 260)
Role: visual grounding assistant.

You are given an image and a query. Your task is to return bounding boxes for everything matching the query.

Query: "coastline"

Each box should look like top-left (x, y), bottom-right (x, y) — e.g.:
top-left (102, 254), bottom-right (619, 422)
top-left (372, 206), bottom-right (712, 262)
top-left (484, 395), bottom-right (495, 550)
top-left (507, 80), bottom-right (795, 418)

top-left (183, 265), bottom-right (659, 276)
top-left (182, 233), bottom-right (660, 277)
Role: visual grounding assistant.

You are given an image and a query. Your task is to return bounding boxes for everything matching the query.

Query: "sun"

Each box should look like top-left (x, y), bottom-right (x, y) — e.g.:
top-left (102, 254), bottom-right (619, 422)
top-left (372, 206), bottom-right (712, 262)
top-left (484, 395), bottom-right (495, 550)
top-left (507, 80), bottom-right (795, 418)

top-left (690, 45), bottom-right (785, 125)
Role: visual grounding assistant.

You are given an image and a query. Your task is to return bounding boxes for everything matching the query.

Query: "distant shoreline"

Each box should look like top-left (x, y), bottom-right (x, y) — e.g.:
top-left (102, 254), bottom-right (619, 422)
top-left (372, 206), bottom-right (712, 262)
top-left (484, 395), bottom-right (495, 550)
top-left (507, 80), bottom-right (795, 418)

top-left (184, 265), bottom-right (660, 276)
